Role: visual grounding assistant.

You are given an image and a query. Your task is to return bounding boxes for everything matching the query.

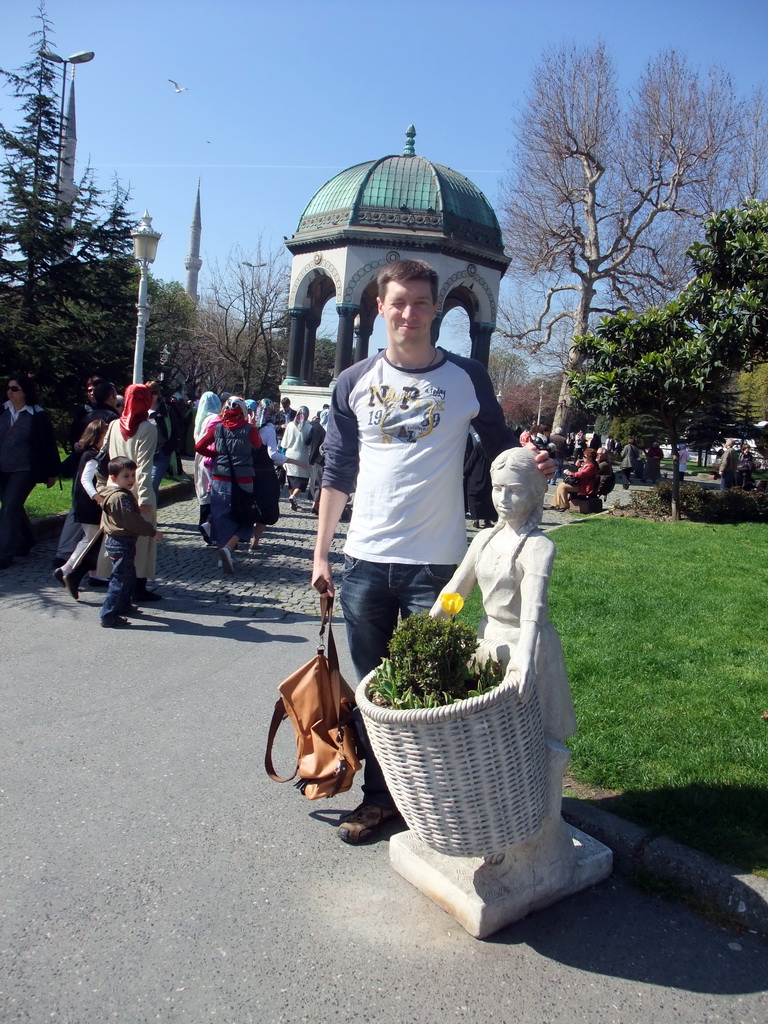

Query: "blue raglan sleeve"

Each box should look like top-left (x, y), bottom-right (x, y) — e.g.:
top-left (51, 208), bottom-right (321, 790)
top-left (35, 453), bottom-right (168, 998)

top-left (321, 365), bottom-right (364, 495)
top-left (453, 355), bottom-right (518, 459)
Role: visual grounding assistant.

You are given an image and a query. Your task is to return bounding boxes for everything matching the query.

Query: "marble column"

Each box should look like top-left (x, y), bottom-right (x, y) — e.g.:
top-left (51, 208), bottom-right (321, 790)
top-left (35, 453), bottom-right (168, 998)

top-left (430, 313), bottom-right (442, 346)
top-left (301, 315), bottom-right (321, 385)
top-left (470, 322), bottom-right (495, 368)
top-left (354, 318), bottom-right (373, 364)
top-left (284, 307), bottom-right (308, 385)
top-left (334, 304), bottom-right (358, 380)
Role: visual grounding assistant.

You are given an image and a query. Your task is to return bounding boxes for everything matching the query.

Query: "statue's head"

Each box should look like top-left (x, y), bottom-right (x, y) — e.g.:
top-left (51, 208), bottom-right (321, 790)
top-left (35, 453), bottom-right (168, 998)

top-left (490, 447), bottom-right (547, 526)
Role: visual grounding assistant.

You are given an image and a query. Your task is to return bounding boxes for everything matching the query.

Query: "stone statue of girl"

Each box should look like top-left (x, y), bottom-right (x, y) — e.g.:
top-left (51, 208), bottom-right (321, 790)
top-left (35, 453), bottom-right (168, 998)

top-left (401, 448), bottom-right (610, 929)
top-left (430, 446), bottom-right (576, 745)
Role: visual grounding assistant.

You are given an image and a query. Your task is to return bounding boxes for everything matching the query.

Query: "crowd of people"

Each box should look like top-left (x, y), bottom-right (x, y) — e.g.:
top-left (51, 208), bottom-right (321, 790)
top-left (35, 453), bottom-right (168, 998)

top-left (0, 368), bottom-right (331, 624)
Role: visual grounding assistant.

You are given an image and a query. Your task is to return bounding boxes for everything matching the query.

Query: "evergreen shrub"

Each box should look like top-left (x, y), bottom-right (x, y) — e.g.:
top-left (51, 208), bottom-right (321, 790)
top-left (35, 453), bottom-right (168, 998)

top-left (630, 482), bottom-right (768, 522)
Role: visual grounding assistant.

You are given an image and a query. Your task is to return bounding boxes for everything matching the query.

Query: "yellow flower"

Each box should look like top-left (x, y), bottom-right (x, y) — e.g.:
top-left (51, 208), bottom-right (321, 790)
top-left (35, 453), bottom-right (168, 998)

top-left (440, 592), bottom-right (464, 617)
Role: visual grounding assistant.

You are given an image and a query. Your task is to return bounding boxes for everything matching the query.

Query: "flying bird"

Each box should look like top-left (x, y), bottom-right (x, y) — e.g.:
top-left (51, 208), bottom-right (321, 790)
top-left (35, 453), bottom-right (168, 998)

top-left (168, 79), bottom-right (188, 93)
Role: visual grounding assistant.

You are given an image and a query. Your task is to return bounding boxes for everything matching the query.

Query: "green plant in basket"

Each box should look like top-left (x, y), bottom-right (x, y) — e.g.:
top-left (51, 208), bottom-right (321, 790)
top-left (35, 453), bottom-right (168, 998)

top-left (368, 594), bottom-right (502, 710)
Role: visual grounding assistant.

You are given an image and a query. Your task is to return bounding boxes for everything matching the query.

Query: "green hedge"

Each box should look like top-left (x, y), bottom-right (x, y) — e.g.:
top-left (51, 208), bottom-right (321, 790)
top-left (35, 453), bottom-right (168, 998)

top-left (630, 482), bottom-right (768, 522)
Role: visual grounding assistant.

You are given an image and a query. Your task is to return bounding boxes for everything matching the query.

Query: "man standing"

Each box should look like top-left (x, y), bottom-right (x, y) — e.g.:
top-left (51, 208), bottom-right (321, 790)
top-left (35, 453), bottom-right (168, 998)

top-left (719, 440), bottom-right (738, 490)
top-left (312, 259), bottom-right (552, 845)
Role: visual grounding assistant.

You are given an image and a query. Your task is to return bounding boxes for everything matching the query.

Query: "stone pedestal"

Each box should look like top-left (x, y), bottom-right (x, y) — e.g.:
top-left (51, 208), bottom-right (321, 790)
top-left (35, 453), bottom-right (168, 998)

top-left (390, 820), bottom-right (612, 939)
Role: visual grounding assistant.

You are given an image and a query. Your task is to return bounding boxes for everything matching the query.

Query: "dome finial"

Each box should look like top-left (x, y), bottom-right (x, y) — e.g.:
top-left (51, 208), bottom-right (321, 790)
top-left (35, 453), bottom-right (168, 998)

top-left (403, 124), bottom-right (416, 157)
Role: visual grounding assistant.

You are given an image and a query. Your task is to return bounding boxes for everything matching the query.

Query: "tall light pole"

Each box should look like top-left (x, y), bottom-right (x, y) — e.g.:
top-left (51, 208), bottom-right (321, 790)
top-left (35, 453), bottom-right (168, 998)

top-left (131, 211), bottom-right (162, 384)
top-left (39, 49), bottom-right (94, 197)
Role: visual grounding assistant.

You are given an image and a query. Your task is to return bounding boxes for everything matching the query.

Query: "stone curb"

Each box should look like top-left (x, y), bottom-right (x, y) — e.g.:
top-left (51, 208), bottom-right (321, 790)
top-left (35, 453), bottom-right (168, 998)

top-left (31, 476), bottom-right (195, 541)
top-left (562, 797), bottom-right (768, 936)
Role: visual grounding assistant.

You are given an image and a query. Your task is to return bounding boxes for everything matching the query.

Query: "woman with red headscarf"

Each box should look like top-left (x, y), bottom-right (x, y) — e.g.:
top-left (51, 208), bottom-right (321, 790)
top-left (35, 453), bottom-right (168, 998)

top-left (195, 396), bottom-right (267, 575)
top-left (96, 383), bottom-right (161, 601)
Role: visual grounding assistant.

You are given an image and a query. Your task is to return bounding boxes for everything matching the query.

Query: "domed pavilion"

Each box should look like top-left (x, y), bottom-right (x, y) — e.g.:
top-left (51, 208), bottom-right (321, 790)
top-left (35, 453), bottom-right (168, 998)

top-left (283, 126), bottom-right (510, 386)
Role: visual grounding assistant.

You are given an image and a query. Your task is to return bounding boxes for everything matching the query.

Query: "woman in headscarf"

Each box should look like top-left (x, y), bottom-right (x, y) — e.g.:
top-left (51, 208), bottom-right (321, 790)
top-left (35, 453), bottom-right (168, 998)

top-left (193, 391), bottom-right (222, 544)
top-left (195, 396), bottom-right (263, 575)
top-left (246, 399), bottom-right (307, 550)
top-left (281, 405), bottom-right (312, 512)
top-left (97, 383), bottom-right (161, 601)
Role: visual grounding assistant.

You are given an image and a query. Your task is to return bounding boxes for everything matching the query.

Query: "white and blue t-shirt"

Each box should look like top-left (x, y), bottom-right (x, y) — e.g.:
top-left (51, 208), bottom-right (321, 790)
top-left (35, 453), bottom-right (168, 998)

top-left (323, 348), bottom-right (516, 565)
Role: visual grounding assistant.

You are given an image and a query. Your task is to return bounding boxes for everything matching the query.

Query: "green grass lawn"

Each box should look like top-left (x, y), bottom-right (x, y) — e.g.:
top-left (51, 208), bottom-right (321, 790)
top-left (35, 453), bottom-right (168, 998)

top-left (461, 518), bottom-right (768, 875)
top-left (25, 471), bottom-right (186, 520)
top-left (25, 481), bottom-right (73, 518)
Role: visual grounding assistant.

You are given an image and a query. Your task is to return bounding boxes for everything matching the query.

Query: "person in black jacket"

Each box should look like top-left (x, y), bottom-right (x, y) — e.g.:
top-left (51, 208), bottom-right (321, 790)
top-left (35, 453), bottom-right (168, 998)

top-left (53, 419), bottom-right (109, 600)
top-left (0, 372), bottom-right (60, 569)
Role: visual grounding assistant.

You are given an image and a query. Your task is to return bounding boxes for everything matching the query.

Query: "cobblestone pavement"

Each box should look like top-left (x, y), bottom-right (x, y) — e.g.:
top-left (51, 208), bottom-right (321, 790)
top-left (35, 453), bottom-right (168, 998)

top-left (152, 492), bottom-right (347, 617)
top-left (6, 474), bottom-right (637, 617)
top-left (151, 479), bottom-right (633, 615)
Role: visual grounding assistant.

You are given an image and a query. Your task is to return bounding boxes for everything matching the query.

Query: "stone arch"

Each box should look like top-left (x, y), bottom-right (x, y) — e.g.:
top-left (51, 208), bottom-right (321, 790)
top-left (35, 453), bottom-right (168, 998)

top-left (342, 250), bottom-right (401, 306)
top-left (438, 265), bottom-right (497, 324)
top-left (289, 257), bottom-right (342, 309)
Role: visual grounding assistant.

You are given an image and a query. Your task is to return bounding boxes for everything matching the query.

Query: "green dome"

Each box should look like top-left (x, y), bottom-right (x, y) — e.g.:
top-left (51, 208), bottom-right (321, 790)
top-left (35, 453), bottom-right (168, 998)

top-left (292, 129), bottom-right (504, 255)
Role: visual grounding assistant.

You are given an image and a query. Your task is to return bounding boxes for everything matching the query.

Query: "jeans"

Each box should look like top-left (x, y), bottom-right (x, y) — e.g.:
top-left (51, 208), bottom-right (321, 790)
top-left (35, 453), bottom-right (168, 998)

top-left (101, 537), bottom-right (137, 622)
top-left (720, 472), bottom-right (735, 491)
top-left (0, 470), bottom-right (36, 562)
top-left (151, 450), bottom-right (171, 499)
top-left (340, 557), bottom-right (455, 809)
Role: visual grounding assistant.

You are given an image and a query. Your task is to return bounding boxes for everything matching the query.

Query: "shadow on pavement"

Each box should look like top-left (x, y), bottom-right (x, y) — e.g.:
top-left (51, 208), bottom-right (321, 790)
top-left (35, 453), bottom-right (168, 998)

top-left (490, 877), bottom-right (768, 995)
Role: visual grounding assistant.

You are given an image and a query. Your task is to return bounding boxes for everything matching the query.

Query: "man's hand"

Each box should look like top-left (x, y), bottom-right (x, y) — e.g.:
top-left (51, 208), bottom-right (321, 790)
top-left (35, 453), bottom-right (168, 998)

top-left (526, 444), bottom-right (556, 479)
top-left (311, 487), bottom-right (349, 601)
top-left (311, 555), bottom-right (334, 598)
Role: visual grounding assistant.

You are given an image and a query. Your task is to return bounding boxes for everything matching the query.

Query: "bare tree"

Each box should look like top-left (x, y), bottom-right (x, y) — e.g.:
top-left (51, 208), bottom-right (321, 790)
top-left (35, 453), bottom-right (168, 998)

top-left (734, 87), bottom-right (768, 201)
top-left (195, 242), bottom-right (290, 398)
top-left (500, 42), bottom-right (750, 430)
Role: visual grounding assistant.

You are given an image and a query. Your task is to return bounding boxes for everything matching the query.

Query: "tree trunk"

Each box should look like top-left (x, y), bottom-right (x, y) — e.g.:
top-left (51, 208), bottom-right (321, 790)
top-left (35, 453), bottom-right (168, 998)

top-left (670, 427), bottom-right (680, 521)
top-left (552, 285), bottom-right (594, 433)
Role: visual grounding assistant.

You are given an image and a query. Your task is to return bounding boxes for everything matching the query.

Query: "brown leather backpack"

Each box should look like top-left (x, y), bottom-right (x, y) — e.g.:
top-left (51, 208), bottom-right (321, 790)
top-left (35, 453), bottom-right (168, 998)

top-left (264, 596), bottom-right (363, 799)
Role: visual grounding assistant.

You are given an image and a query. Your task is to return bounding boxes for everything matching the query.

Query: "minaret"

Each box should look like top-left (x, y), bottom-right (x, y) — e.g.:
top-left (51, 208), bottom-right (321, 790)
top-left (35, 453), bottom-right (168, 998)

top-left (184, 180), bottom-right (203, 302)
top-left (58, 68), bottom-right (78, 230)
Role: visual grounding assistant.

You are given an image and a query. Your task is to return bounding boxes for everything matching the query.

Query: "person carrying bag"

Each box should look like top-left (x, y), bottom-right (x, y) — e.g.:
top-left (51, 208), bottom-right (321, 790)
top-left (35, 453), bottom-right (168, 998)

top-left (265, 595), bottom-right (363, 799)
top-left (194, 397), bottom-right (263, 575)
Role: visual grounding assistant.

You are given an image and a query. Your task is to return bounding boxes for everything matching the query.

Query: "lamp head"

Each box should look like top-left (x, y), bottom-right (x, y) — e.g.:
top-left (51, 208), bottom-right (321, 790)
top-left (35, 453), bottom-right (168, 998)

top-left (131, 211), bottom-right (162, 264)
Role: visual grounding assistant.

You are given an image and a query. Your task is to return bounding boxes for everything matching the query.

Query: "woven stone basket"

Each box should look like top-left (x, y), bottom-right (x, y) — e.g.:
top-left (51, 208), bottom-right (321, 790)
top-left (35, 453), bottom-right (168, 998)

top-left (356, 672), bottom-right (548, 858)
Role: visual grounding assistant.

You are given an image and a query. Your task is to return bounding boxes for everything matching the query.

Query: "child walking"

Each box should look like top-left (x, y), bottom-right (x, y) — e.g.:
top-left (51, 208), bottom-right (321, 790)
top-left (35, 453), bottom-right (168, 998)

top-left (54, 418), bottom-right (108, 600)
top-left (100, 456), bottom-right (163, 628)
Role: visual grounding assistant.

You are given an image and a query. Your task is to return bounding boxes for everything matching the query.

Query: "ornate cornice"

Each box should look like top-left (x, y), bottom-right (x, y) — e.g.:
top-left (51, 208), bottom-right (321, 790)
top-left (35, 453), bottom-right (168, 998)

top-left (286, 231), bottom-right (510, 274)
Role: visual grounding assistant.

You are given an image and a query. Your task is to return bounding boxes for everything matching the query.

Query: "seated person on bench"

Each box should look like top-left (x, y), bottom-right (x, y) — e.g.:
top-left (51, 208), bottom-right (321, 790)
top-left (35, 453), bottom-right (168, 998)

top-left (550, 447), bottom-right (599, 511)
top-left (596, 447), bottom-right (616, 496)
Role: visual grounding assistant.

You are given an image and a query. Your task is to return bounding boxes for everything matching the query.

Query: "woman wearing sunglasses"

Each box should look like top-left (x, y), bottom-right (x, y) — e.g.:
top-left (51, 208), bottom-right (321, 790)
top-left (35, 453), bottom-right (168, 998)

top-left (0, 373), bottom-right (60, 569)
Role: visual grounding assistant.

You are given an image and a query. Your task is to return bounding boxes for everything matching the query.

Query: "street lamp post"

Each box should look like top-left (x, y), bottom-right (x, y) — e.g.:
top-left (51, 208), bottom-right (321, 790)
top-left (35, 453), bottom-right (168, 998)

top-left (131, 211), bottom-right (162, 384)
top-left (40, 49), bottom-right (94, 196)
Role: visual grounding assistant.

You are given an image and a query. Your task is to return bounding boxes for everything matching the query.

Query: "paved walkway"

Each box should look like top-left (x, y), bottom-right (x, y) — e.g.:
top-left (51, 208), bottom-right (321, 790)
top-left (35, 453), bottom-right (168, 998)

top-left (2, 478), bottom-right (767, 1023)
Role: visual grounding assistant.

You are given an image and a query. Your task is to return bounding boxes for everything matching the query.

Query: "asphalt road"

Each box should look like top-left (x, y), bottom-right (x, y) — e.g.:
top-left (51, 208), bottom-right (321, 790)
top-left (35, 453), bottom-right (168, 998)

top-left (1, 495), bottom-right (766, 1024)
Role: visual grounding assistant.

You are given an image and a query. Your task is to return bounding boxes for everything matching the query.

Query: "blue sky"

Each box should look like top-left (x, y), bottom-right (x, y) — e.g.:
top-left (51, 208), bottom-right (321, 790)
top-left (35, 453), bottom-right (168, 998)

top-left (3, 0), bottom-right (768, 331)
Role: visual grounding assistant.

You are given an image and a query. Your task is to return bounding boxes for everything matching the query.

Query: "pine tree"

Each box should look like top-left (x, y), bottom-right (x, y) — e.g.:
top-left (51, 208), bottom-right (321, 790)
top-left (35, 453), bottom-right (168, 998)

top-left (0, 9), bottom-right (138, 432)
